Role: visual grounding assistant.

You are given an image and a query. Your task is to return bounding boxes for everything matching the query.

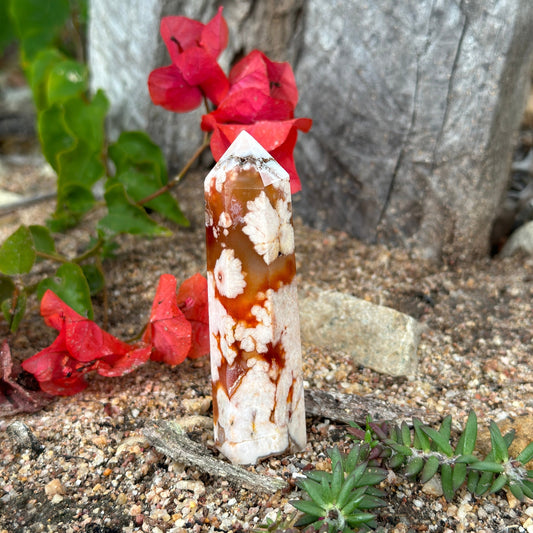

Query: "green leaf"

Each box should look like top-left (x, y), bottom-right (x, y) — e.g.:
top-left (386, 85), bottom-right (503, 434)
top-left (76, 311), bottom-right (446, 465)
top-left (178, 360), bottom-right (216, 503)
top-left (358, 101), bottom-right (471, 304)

top-left (98, 183), bottom-right (171, 237)
top-left (440, 464), bottom-right (454, 501)
top-left (345, 513), bottom-right (378, 527)
top-left (344, 444), bottom-right (363, 474)
top-left (81, 264), bottom-right (105, 296)
top-left (517, 442), bottom-right (533, 465)
top-left (0, 276), bottom-right (15, 304)
top-left (116, 169), bottom-right (189, 227)
top-left (435, 415), bottom-right (452, 451)
top-left (522, 481), bottom-right (533, 500)
top-left (389, 453), bottom-right (407, 469)
top-left (452, 462), bottom-right (467, 491)
top-left (330, 457), bottom-right (344, 501)
top-left (358, 466), bottom-right (387, 487)
top-left (2, 289), bottom-right (27, 333)
top-left (400, 421), bottom-right (411, 447)
top-left (63, 89), bottom-right (108, 151)
top-left (420, 455), bottom-right (440, 484)
top-left (0, 1), bottom-right (16, 53)
top-left (466, 469), bottom-right (479, 493)
top-left (46, 59), bottom-right (87, 104)
top-left (290, 499), bottom-right (325, 518)
top-left (337, 462), bottom-right (368, 510)
top-left (405, 456), bottom-right (424, 478)
top-left (509, 481), bottom-right (524, 501)
top-left (38, 104), bottom-right (75, 170)
top-left (413, 419), bottom-right (431, 452)
top-left (389, 442), bottom-right (413, 457)
top-left (357, 494), bottom-right (386, 510)
top-left (469, 461), bottom-right (505, 474)
top-left (10, 0), bottom-right (70, 61)
top-left (421, 426), bottom-right (454, 457)
top-left (27, 48), bottom-right (65, 109)
top-left (489, 421), bottom-right (509, 463)
top-left (297, 478), bottom-right (329, 509)
top-left (109, 130), bottom-right (168, 183)
top-left (475, 471), bottom-right (495, 496)
top-left (489, 474), bottom-right (508, 494)
top-left (455, 410), bottom-right (478, 456)
top-left (37, 262), bottom-right (93, 319)
top-left (0, 226), bottom-right (35, 275)
top-left (56, 183), bottom-right (95, 214)
top-left (29, 224), bottom-right (56, 259)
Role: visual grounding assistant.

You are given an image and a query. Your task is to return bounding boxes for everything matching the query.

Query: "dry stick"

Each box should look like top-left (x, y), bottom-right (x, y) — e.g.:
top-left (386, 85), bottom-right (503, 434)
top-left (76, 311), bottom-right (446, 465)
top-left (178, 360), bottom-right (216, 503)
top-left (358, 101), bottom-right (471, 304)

top-left (143, 420), bottom-right (288, 494)
top-left (304, 389), bottom-right (441, 426)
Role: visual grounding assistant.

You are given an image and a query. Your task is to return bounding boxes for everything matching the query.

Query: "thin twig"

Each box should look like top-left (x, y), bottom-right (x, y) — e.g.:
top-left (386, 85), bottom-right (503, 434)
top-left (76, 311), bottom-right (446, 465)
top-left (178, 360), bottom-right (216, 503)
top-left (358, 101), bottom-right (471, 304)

top-left (143, 420), bottom-right (287, 494)
top-left (138, 134), bottom-right (211, 206)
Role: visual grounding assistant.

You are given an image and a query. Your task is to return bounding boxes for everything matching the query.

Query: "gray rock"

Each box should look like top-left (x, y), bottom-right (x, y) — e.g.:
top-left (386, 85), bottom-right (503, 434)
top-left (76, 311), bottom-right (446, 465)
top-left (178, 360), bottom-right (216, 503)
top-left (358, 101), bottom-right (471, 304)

top-left (88, 0), bottom-right (533, 261)
top-left (500, 220), bottom-right (533, 257)
top-left (294, 0), bottom-right (533, 261)
top-left (299, 289), bottom-right (422, 377)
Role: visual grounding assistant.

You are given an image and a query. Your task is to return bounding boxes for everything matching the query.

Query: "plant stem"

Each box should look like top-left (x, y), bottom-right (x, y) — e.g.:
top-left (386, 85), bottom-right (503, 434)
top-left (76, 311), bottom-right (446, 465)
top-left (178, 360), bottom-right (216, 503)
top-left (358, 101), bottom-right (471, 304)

top-left (35, 250), bottom-right (70, 263)
top-left (137, 133), bottom-right (211, 206)
top-left (72, 238), bottom-right (104, 264)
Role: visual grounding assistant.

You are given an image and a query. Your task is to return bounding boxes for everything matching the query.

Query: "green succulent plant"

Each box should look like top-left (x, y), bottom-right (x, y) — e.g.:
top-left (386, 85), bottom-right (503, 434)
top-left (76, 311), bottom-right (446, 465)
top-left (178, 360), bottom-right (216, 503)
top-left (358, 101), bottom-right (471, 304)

top-left (347, 410), bottom-right (533, 503)
top-left (290, 444), bottom-right (387, 532)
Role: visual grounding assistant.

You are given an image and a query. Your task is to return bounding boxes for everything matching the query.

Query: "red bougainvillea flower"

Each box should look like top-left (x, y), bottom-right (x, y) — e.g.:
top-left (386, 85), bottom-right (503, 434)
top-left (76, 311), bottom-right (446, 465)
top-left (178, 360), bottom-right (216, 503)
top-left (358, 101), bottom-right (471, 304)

top-left (22, 290), bottom-right (151, 395)
top-left (176, 272), bottom-right (209, 358)
top-left (207, 50), bottom-right (299, 124)
top-left (143, 274), bottom-right (193, 365)
top-left (148, 7), bottom-right (229, 112)
top-left (201, 50), bottom-right (312, 193)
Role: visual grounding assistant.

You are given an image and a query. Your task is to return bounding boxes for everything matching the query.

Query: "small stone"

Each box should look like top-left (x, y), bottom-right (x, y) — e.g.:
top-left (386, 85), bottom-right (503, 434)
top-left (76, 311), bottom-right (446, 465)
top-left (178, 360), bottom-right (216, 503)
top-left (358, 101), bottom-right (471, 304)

top-left (45, 479), bottom-right (65, 498)
top-left (129, 504), bottom-right (142, 516)
top-left (6, 421), bottom-right (44, 455)
top-left (422, 476), bottom-right (443, 497)
top-left (299, 288), bottom-right (422, 377)
top-left (174, 415), bottom-right (212, 431)
top-left (174, 480), bottom-right (206, 497)
top-left (500, 220), bottom-right (533, 256)
top-left (182, 397), bottom-right (212, 415)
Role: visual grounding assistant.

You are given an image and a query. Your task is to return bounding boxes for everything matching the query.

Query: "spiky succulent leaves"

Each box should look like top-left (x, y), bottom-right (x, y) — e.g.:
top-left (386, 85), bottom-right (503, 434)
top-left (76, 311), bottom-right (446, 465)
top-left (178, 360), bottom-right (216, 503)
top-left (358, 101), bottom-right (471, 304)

top-left (293, 445), bottom-right (386, 531)
top-left (421, 423), bottom-right (454, 457)
top-left (440, 463), bottom-right (455, 501)
top-left (413, 418), bottom-right (432, 452)
top-left (449, 414), bottom-right (473, 493)
top-left (455, 411), bottom-right (478, 456)
top-left (472, 428), bottom-right (514, 496)
top-left (401, 421), bottom-right (412, 447)
top-left (517, 442), bottom-right (533, 465)
top-left (405, 456), bottom-right (424, 478)
top-left (489, 421), bottom-right (510, 463)
top-left (420, 455), bottom-right (440, 484)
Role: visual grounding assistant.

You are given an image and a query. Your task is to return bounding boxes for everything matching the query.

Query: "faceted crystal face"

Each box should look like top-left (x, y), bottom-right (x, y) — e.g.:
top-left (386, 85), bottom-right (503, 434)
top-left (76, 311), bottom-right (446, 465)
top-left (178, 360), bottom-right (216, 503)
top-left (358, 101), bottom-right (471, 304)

top-left (204, 132), bottom-right (306, 465)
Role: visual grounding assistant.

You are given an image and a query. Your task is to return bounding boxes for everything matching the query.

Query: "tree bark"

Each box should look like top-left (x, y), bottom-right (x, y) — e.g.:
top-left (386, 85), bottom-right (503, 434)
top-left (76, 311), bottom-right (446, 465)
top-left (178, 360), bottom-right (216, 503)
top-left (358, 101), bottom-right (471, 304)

top-left (88, 0), bottom-right (533, 261)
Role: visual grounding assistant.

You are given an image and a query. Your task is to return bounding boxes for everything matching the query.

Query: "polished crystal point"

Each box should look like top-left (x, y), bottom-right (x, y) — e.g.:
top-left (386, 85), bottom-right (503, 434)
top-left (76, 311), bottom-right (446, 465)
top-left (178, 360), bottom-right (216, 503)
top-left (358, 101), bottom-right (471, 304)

top-left (204, 131), bottom-right (306, 465)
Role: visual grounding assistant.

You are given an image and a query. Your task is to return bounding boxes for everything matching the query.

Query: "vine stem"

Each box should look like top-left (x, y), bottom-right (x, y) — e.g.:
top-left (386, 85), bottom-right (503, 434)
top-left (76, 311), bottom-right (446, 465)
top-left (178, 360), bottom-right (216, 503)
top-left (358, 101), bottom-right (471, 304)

top-left (137, 133), bottom-right (211, 206)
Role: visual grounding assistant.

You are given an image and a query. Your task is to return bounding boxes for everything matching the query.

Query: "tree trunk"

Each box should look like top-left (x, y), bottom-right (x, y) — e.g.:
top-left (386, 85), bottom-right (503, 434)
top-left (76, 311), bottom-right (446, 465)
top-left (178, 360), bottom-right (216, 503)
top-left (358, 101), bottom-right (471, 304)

top-left (88, 0), bottom-right (533, 262)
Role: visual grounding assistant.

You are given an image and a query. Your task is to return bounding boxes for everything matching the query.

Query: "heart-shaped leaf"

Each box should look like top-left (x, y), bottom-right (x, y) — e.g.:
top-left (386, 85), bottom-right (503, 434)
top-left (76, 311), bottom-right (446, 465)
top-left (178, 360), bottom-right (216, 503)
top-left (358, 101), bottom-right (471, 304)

top-left (37, 262), bottom-right (93, 319)
top-left (0, 225), bottom-right (35, 275)
top-left (98, 182), bottom-right (171, 237)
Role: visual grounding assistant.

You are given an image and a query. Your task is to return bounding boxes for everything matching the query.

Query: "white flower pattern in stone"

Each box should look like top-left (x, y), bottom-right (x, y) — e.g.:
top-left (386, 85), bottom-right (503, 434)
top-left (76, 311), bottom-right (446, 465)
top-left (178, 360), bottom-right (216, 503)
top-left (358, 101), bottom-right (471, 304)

top-left (242, 192), bottom-right (282, 265)
top-left (214, 248), bottom-right (246, 298)
top-left (276, 199), bottom-right (294, 255)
